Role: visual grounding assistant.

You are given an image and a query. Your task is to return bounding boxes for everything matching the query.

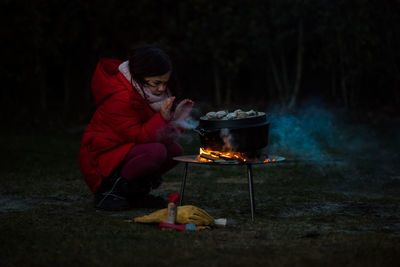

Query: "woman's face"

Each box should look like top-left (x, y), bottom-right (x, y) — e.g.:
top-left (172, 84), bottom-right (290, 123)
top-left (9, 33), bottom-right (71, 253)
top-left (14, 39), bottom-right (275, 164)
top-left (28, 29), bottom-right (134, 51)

top-left (144, 71), bottom-right (171, 96)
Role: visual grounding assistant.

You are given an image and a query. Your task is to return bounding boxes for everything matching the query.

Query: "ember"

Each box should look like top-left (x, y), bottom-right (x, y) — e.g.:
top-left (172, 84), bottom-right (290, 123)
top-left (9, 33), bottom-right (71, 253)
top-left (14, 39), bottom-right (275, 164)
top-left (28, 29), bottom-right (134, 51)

top-left (198, 147), bottom-right (248, 162)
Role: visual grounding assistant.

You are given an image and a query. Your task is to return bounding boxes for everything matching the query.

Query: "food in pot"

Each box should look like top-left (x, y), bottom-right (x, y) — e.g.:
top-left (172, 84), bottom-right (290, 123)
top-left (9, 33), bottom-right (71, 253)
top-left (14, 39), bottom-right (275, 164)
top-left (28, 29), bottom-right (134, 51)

top-left (225, 112), bottom-right (237, 120)
top-left (206, 111), bottom-right (217, 119)
top-left (204, 109), bottom-right (261, 120)
top-left (246, 110), bottom-right (257, 116)
top-left (215, 110), bottom-right (228, 119)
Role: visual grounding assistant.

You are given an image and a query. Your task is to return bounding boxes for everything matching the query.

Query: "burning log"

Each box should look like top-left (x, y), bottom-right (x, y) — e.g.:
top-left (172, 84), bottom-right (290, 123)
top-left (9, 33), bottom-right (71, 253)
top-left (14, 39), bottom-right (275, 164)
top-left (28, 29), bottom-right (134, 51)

top-left (199, 147), bottom-right (247, 162)
top-left (199, 153), bottom-right (218, 161)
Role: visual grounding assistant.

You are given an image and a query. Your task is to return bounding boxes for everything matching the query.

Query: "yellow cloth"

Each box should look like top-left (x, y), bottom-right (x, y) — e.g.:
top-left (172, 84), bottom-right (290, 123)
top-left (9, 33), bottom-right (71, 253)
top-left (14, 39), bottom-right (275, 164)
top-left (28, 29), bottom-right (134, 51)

top-left (133, 205), bottom-right (214, 227)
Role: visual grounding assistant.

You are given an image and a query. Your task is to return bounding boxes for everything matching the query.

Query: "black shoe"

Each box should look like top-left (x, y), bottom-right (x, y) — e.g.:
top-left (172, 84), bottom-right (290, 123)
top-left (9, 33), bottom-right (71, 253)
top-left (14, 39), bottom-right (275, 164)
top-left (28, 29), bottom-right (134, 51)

top-left (125, 178), bottom-right (152, 195)
top-left (94, 177), bottom-right (131, 211)
top-left (94, 192), bottom-right (130, 211)
top-left (150, 177), bottom-right (163, 190)
top-left (128, 194), bottom-right (167, 209)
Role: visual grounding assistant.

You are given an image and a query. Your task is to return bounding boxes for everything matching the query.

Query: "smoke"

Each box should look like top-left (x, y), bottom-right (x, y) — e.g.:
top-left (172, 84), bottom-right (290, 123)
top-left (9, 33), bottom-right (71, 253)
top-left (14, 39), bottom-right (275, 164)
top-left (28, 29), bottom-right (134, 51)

top-left (170, 116), bottom-right (200, 145)
top-left (171, 116), bottom-right (199, 130)
top-left (267, 104), bottom-right (338, 160)
top-left (266, 100), bottom-right (398, 162)
top-left (170, 100), bottom-right (399, 164)
top-left (220, 128), bottom-right (235, 151)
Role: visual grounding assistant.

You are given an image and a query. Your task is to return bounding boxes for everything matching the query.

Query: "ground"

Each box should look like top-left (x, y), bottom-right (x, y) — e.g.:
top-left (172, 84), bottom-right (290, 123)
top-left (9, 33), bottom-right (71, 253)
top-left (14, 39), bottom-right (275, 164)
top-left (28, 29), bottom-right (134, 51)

top-left (0, 124), bottom-right (399, 266)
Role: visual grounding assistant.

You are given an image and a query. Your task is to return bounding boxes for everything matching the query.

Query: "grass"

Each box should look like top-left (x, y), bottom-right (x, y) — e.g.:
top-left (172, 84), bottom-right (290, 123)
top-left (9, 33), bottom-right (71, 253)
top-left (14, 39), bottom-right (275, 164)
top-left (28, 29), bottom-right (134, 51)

top-left (0, 125), bottom-right (400, 266)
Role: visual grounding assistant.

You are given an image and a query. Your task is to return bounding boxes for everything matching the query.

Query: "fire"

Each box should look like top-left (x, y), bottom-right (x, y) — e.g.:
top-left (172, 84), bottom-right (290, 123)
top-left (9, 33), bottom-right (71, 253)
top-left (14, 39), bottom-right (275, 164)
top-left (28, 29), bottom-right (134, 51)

top-left (263, 158), bottom-right (277, 163)
top-left (199, 147), bottom-right (248, 162)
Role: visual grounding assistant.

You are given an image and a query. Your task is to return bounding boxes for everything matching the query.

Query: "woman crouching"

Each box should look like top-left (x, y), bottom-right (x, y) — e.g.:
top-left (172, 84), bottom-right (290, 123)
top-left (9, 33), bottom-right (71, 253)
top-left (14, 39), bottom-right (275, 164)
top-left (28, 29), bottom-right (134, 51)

top-left (79, 44), bottom-right (194, 210)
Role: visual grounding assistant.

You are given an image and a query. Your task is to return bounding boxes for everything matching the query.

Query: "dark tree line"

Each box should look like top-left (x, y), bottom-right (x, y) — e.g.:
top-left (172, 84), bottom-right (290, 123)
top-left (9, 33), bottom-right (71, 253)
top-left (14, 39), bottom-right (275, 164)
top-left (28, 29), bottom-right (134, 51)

top-left (1, 0), bottom-right (399, 120)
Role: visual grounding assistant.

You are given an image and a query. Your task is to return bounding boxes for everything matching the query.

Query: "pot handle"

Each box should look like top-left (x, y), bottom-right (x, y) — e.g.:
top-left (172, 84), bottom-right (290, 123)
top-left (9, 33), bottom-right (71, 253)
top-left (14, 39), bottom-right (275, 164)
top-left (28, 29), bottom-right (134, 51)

top-left (193, 127), bottom-right (205, 136)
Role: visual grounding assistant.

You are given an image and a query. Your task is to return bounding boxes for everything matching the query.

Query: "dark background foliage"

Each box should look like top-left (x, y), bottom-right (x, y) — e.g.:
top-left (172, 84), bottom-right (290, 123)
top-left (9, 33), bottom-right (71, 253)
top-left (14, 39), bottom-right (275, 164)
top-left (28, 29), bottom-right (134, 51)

top-left (1, 0), bottom-right (399, 125)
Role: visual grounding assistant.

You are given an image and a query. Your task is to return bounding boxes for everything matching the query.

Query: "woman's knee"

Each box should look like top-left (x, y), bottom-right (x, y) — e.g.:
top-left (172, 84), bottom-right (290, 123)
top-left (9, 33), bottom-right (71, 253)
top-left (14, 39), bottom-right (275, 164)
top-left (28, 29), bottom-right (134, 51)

top-left (166, 142), bottom-right (184, 157)
top-left (145, 143), bottom-right (168, 165)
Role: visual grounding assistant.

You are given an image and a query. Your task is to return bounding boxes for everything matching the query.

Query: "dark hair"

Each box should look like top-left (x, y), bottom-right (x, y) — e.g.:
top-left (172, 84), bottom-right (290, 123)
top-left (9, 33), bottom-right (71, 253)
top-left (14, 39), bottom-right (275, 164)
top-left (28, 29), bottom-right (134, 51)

top-left (127, 44), bottom-right (181, 100)
top-left (128, 44), bottom-right (173, 89)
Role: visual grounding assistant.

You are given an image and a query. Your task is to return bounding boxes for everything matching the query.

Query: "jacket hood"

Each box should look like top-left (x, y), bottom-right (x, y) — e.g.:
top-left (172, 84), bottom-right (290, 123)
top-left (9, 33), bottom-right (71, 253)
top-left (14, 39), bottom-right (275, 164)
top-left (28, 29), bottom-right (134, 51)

top-left (91, 58), bottom-right (127, 106)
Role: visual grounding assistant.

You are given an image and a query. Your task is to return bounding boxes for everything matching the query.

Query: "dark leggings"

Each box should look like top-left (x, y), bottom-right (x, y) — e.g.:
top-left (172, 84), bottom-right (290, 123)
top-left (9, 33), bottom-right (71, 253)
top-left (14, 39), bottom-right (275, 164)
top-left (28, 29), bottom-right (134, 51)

top-left (120, 142), bottom-right (183, 183)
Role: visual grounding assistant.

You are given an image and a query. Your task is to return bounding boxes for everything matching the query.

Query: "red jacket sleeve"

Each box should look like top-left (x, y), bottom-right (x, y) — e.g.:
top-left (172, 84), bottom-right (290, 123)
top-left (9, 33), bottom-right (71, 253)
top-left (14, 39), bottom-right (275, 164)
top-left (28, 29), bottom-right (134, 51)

top-left (99, 91), bottom-right (169, 144)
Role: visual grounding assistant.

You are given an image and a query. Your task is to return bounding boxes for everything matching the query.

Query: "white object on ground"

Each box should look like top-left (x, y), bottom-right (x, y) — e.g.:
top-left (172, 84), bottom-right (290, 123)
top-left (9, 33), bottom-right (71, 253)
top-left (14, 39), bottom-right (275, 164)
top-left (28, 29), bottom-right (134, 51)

top-left (214, 218), bottom-right (227, 226)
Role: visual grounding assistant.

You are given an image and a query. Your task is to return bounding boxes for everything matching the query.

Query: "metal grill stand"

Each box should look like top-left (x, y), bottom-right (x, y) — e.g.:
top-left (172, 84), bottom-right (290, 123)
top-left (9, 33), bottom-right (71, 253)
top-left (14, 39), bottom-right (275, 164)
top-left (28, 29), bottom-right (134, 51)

top-left (173, 155), bottom-right (285, 222)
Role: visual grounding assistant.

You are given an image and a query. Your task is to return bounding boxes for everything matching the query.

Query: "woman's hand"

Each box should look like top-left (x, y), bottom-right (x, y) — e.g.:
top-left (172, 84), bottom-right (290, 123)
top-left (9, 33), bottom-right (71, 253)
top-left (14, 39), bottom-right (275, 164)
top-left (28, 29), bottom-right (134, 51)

top-left (160, 97), bottom-right (176, 121)
top-left (173, 99), bottom-right (195, 121)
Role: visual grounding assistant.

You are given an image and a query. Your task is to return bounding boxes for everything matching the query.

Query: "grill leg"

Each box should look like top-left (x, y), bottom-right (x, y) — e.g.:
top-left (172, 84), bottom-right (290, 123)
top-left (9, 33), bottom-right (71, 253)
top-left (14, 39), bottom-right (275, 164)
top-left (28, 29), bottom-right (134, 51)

top-left (247, 164), bottom-right (255, 222)
top-left (179, 162), bottom-right (188, 206)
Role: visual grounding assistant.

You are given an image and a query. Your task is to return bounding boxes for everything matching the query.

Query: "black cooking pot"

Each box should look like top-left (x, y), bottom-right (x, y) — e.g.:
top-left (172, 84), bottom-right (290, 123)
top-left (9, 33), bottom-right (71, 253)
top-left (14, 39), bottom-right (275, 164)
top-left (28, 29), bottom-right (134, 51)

top-left (196, 112), bottom-right (269, 156)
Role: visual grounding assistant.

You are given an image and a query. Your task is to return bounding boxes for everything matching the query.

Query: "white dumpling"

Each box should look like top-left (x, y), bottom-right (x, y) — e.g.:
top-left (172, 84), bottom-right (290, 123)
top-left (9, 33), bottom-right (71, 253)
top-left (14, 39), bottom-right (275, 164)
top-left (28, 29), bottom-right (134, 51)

top-left (226, 112), bottom-right (237, 120)
top-left (216, 110), bottom-right (228, 119)
top-left (206, 111), bottom-right (217, 119)
top-left (246, 109), bottom-right (257, 116)
top-left (236, 110), bottom-right (248, 118)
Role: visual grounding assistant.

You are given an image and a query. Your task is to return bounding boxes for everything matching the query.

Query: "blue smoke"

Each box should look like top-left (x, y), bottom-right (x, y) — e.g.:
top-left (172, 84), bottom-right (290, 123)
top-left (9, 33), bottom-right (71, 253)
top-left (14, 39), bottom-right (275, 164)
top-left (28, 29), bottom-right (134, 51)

top-left (266, 100), bottom-right (399, 162)
top-left (267, 102), bottom-right (343, 160)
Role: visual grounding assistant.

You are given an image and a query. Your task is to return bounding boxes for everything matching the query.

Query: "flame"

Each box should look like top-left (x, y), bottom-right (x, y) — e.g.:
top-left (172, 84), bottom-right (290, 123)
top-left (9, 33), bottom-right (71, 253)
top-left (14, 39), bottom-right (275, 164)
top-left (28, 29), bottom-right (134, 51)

top-left (263, 158), bottom-right (277, 163)
top-left (199, 147), bottom-right (248, 162)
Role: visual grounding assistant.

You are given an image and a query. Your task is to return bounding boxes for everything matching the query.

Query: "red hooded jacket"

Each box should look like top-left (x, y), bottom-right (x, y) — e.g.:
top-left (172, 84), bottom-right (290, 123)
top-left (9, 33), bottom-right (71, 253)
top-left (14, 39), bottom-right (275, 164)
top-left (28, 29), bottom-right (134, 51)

top-left (79, 58), bottom-right (169, 193)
